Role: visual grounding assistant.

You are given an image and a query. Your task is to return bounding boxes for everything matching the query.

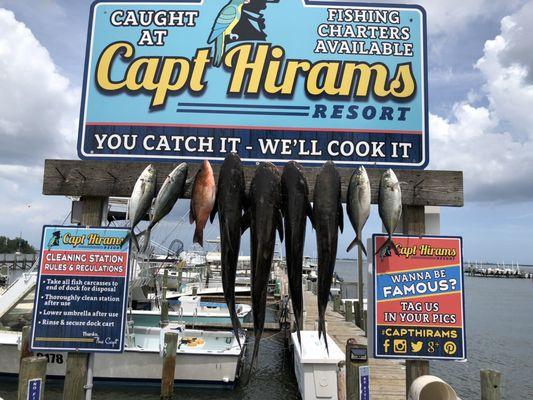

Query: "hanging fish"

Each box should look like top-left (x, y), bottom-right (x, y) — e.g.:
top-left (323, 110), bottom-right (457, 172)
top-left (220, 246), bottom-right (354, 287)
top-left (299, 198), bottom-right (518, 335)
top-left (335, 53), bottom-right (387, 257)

top-left (376, 169), bottom-right (402, 259)
top-left (281, 161), bottom-right (313, 349)
top-left (190, 160), bottom-right (216, 247)
top-left (313, 161), bottom-right (343, 354)
top-left (209, 153), bottom-right (247, 347)
top-left (248, 162), bottom-right (283, 371)
top-left (346, 166), bottom-right (371, 255)
top-left (126, 164), bottom-right (157, 249)
top-left (139, 163), bottom-right (188, 252)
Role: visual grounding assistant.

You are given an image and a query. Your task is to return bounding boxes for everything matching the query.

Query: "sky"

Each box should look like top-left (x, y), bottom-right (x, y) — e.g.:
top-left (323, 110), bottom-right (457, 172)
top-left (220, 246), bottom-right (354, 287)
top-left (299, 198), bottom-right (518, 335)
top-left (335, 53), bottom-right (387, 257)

top-left (1, 0), bottom-right (533, 263)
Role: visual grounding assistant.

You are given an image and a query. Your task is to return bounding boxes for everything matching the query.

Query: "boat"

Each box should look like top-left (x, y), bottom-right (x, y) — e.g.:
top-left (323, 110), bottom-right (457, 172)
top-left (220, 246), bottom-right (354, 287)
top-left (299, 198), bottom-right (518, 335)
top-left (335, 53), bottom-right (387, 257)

top-left (0, 324), bottom-right (245, 387)
top-left (0, 267), bottom-right (247, 387)
top-left (132, 295), bottom-right (251, 326)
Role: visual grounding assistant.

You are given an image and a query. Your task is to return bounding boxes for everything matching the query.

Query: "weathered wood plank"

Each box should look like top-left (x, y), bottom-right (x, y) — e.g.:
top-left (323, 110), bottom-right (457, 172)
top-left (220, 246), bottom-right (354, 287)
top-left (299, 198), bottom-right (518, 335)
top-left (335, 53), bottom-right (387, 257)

top-left (43, 159), bottom-right (463, 207)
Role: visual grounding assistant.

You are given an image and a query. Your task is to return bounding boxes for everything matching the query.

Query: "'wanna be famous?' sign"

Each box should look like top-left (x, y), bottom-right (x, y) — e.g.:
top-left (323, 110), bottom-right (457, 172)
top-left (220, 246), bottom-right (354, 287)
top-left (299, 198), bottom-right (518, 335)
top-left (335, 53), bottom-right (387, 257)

top-left (78, 1), bottom-right (428, 167)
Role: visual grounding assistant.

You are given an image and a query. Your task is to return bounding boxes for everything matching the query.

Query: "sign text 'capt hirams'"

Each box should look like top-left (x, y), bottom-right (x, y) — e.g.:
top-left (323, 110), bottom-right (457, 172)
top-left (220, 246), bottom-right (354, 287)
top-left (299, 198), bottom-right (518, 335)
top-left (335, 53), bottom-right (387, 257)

top-left (78, 1), bottom-right (428, 168)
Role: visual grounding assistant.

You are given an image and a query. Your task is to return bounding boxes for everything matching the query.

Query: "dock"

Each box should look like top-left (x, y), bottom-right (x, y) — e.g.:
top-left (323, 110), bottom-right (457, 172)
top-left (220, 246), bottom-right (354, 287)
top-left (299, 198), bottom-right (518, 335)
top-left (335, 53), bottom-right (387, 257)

top-left (302, 287), bottom-right (406, 400)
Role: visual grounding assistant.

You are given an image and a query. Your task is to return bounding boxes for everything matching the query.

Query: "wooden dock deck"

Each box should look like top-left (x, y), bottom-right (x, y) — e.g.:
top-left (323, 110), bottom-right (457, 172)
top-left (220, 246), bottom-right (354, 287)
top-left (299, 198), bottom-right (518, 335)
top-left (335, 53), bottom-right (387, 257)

top-left (302, 288), bottom-right (406, 400)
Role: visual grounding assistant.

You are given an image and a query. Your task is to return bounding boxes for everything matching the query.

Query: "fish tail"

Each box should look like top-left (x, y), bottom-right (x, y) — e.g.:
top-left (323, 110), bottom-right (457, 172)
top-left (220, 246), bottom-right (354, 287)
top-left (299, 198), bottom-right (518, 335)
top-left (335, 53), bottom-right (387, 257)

top-left (229, 304), bottom-right (243, 349)
top-left (318, 316), bottom-right (329, 355)
top-left (193, 226), bottom-right (204, 247)
top-left (138, 229), bottom-right (151, 253)
top-left (249, 335), bottom-right (261, 373)
top-left (347, 236), bottom-right (367, 255)
top-left (130, 229), bottom-right (140, 251)
top-left (375, 236), bottom-right (398, 259)
top-left (120, 231), bottom-right (131, 248)
top-left (294, 312), bottom-right (302, 351)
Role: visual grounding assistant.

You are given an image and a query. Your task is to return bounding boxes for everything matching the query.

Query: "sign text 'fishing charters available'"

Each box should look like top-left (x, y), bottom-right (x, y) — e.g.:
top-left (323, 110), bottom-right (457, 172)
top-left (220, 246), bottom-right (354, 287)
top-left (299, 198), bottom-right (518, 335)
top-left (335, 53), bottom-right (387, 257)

top-left (78, 1), bottom-right (428, 167)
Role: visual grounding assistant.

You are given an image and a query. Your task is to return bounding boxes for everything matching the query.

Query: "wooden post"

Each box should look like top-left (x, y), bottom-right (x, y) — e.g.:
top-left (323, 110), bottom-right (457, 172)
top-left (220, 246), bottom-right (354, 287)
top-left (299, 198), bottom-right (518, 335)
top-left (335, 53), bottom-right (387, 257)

top-left (357, 245), bottom-right (364, 328)
top-left (403, 205), bottom-right (430, 395)
top-left (18, 356), bottom-right (47, 400)
top-left (345, 300), bottom-right (354, 322)
top-left (345, 339), bottom-right (368, 400)
top-left (19, 325), bottom-right (33, 365)
top-left (161, 331), bottom-right (178, 399)
top-left (337, 361), bottom-right (346, 400)
top-left (63, 196), bottom-right (107, 400)
top-left (353, 299), bottom-right (360, 327)
top-left (363, 309), bottom-right (368, 337)
top-left (481, 369), bottom-right (501, 400)
top-left (160, 270), bottom-right (169, 328)
top-left (333, 294), bottom-right (341, 313)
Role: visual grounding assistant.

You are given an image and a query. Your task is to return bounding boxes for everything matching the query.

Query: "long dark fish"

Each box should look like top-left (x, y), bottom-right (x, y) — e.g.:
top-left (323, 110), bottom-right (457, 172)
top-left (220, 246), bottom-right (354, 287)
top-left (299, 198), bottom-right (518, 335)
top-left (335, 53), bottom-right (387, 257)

top-left (313, 161), bottom-right (343, 353)
top-left (209, 153), bottom-right (246, 348)
top-left (248, 162), bottom-right (283, 371)
top-left (281, 161), bottom-right (313, 349)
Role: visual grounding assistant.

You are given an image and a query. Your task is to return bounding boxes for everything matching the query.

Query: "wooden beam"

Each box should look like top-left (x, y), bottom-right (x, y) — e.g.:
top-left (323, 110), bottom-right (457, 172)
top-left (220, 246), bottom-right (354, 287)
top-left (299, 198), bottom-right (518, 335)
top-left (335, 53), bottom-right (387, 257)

top-left (43, 159), bottom-right (464, 207)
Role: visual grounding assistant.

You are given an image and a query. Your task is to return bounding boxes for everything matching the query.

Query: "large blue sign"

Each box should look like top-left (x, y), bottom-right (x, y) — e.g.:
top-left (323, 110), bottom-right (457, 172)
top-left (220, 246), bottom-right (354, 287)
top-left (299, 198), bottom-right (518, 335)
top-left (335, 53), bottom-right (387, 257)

top-left (31, 226), bottom-right (131, 353)
top-left (78, 1), bottom-right (428, 168)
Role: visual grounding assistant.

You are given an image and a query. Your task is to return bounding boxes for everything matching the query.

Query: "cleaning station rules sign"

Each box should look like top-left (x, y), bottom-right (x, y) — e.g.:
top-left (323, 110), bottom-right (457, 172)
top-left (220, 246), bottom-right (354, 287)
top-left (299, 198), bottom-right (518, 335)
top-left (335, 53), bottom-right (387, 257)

top-left (373, 235), bottom-right (466, 360)
top-left (31, 226), bottom-right (130, 353)
top-left (78, 1), bottom-right (428, 168)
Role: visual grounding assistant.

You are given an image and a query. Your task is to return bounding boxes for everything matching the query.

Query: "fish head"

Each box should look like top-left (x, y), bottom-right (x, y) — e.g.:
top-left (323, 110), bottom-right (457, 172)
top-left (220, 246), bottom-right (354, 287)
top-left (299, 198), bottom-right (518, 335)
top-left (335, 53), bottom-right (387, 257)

top-left (354, 166), bottom-right (369, 185)
top-left (143, 164), bottom-right (157, 181)
top-left (381, 169), bottom-right (400, 191)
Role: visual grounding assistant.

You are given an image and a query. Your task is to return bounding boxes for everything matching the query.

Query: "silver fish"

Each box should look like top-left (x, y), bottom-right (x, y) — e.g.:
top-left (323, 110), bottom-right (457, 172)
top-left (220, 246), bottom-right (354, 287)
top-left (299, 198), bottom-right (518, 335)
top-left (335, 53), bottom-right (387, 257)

top-left (376, 169), bottom-right (402, 258)
top-left (128, 164), bottom-right (157, 249)
top-left (346, 166), bottom-right (371, 255)
top-left (139, 163), bottom-right (188, 252)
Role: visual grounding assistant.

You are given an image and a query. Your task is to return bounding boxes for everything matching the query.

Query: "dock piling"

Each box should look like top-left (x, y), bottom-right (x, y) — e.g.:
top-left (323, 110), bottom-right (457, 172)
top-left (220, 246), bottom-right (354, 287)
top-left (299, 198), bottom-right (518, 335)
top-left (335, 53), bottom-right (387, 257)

top-left (160, 269), bottom-right (169, 328)
top-left (357, 246), bottom-right (364, 328)
top-left (17, 356), bottom-right (47, 400)
top-left (19, 325), bottom-right (33, 365)
top-left (345, 339), bottom-right (368, 400)
top-left (481, 369), bottom-right (501, 400)
top-left (345, 300), bottom-right (354, 322)
top-left (161, 331), bottom-right (178, 399)
top-left (333, 294), bottom-right (341, 313)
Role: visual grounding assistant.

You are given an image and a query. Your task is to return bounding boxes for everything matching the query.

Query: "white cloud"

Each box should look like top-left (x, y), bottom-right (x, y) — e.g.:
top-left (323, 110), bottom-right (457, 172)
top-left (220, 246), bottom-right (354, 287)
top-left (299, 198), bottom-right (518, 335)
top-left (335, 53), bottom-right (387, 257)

top-left (430, 2), bottom-right (533, 202)
top-left (0, 8), bottom-right (78, 245)
top-left (0, 8), bottom-right (79, 165)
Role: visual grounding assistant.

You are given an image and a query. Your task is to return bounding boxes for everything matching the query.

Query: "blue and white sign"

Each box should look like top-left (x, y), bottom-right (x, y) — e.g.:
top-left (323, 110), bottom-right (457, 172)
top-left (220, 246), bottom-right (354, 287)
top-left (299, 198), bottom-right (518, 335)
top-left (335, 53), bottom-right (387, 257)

top-left (27, 378), bottom-right (42, 400)
top-left (31, 226), bottom-right (131, 353)
top-left (359, 366), bottom-right (370, 400)
top-left (78, 1), bottom-right (428, 168)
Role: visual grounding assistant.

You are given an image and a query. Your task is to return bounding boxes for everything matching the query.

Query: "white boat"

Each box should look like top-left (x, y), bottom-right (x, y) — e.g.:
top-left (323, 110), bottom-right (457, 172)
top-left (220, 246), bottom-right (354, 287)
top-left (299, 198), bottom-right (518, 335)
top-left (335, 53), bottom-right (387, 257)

top-left (0, 324), bottom-right (245, 387)
top-left (133, 295), bottom-right (251, 326)
top-left (0, 270), bottom-right (247, 387)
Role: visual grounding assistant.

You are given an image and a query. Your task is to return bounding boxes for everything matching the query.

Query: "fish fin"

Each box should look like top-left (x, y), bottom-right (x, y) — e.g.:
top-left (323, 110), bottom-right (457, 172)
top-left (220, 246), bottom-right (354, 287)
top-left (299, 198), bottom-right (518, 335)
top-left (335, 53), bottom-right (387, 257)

top-left (193, 227), bottom-right (204, 247)
top-left (120, 231), bottom-right (131, 248)
top-left (276, 209), bottom-right (284, 242)
top-left (306, 201), bottom-right (315, 228)
top-left (347, 237), bottom-right (367, 256)
top-left (209, 194), bottom-right (218, 224)
top-left (189, 201), bottom-right (195, 224)
top-left (337, 201), bottom-right (344, 233)
top-left (241, 210), bottom-right (250, 235)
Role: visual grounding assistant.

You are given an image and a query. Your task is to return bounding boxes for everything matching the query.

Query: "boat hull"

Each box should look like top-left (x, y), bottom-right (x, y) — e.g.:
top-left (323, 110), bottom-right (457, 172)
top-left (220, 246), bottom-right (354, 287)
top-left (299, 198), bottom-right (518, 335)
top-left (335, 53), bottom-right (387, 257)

top-left (0, 331), bottom-right (243, 388)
